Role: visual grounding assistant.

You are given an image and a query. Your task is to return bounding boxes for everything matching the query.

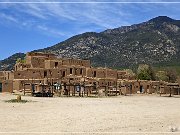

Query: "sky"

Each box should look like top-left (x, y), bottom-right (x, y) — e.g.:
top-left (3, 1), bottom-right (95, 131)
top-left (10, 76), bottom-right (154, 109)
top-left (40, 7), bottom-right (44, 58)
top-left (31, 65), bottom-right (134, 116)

top-left (1, 0), bottom-right (180, 60)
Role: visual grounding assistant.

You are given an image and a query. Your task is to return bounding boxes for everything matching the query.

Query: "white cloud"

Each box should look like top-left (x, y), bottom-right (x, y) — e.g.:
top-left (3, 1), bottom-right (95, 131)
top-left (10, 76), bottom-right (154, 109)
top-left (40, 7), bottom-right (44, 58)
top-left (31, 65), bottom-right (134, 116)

top-left (37, 25), bottom-right (66, 37)
top-left (1, 0), bottom-right (180, 38)
top-left (0, 12), bottom-right (19, 23)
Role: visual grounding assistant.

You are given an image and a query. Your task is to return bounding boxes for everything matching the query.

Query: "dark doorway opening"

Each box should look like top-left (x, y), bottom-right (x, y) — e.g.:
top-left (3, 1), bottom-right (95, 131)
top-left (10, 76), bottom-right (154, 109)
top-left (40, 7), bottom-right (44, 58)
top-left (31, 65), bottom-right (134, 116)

top-left (70, 68), bottom-right (73, 74)
top-left (93, 71), bottom-right (96, 77)
top-left (0, 83), bottom-right (2, 92)
top-left (140, 85), bottom-right (143, 93)
top-left (62, 71), bottom-right (66, 77)
top-left (44, 71), bottom-right (47, 78)
top-left (55, 62), bottom-right (58, 68)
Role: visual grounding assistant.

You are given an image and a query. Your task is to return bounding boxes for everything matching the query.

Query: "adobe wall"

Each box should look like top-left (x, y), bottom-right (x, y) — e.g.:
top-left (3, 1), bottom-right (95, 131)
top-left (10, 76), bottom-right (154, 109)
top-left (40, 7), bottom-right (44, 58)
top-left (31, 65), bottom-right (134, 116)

top-left (86, 68), bottom-right (118, 79)
top-left (106, 69), bottom-right (117, 79)
top-left (13, 80), bottom-right (22, 91)
top-left (0, 72), bottom-right (5, 81)
top-left (120, 80), bottom-right (137, 94)
top-left (0, 71), bottom-right (14, 80)
top-left (14, 68), bottom-right (66, 80)
top-left (45, 60), bottom-right (63, 69)
top-left (0, 72), bottom-right (4, 76)
top-left (63, 66), bottom-right (86, 77)
top-left (98, 78), bottom-right (116, 87)
top-left (26, 52), bottom-right (56, 59)
top-left (86, 68), bottom-right (106, 78)
top-left (14, 63), bottom-right (31, 71)
top-left (2, 80), bottom-right (13, 93)
top-left (30, 57), bottom-right (45, 68)
top-left (25, 52), bottom-right (57, 68)
top-left (62, 59), bottom-right (90, 67)
top-left (117, 71), bottom-right (127, 79)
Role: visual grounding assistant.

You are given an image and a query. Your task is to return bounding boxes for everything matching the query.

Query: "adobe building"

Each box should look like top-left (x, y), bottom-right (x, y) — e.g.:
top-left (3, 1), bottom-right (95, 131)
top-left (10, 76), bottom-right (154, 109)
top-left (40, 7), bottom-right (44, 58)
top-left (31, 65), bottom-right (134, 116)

top-left (1, 52), bottom-right (179, 97)
top-left (11, 52), bottom-right (132, 96)
top-left (0, 71), bottom-right (14, 93)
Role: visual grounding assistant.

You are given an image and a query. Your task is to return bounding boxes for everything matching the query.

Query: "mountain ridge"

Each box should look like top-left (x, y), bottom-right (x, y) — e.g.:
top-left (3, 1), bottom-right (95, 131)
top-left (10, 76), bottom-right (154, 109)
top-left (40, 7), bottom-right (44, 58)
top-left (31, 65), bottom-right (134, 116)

top-left (0, 16), bottom-right (180, 71)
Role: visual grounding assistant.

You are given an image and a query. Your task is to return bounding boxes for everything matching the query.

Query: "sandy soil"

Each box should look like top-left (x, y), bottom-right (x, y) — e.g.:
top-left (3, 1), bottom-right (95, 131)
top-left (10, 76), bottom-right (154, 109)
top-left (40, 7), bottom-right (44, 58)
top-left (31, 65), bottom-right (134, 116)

top-left (0, 93), bottom-right (180, 135)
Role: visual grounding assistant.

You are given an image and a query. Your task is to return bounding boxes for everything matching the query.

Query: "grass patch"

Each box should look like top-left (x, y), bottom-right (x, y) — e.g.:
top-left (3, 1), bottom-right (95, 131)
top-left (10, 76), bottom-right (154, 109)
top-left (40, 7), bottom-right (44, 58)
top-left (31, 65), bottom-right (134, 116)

top-left (5, 99), bottom-right (29, 103)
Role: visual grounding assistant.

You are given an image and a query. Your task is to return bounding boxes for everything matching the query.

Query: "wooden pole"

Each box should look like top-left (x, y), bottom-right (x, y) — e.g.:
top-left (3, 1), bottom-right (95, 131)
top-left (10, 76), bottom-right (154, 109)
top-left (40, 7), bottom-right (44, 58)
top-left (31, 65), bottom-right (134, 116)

top-left (169, 87), bottom-right (172, 97)
top-left (23, 77), bottom-right (25, 96)
top-left (23, 83), bottom-right (25, 96)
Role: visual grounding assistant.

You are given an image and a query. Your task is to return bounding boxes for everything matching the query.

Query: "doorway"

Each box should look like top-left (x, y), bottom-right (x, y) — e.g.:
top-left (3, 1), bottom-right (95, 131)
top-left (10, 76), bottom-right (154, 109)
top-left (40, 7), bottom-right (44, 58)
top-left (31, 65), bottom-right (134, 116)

top-left (140, 85), bottom-right (144, 93)
top-left (0, 83), bottom-right (2, 92)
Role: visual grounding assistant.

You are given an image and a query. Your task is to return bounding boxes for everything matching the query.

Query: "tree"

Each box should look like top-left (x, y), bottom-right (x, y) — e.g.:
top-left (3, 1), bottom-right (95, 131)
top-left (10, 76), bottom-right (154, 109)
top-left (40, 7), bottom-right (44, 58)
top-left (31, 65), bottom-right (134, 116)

top-left (155, 71), bottom-right (169, 81)
top-left (137, 64), bottom-right (155, 80)
top-left (16, 58), bottom-right (26, 64)
top-left (166, 68), bottom-right (177, 83)
top-left (124, 69), bottom-right (136, 79)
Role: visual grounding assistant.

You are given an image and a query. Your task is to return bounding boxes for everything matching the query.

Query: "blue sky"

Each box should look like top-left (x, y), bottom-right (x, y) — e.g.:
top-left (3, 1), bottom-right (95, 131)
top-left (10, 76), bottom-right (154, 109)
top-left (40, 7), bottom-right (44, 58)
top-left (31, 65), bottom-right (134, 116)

top-left (1, 0), bottom-right (180, 60)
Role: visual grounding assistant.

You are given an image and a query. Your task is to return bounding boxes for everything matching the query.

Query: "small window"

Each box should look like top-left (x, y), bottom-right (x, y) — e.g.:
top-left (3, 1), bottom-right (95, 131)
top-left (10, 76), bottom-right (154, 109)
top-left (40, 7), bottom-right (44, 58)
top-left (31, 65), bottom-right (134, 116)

top-left (70, 68), bottom-right (73, 74)
top-left (44, 71), bottom-right (47, 77)
top-left (55, 62), bottom-right (58, 68)
top-left (93, 71), bottom-right (96, 77)
top-left (62, 71), bottom-right (66, 77)
top-left (80, 69), bottom-right (83, 75)
top-left (18, 73), bottom-right (21, 76)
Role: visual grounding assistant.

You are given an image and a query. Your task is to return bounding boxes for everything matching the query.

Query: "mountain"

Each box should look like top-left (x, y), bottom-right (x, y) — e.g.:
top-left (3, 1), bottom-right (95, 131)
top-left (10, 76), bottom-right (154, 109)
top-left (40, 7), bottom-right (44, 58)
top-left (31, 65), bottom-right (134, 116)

top-left (1, 16), bottom-right (180, 71)
top-left (0, 53), bottom-right (25, 71)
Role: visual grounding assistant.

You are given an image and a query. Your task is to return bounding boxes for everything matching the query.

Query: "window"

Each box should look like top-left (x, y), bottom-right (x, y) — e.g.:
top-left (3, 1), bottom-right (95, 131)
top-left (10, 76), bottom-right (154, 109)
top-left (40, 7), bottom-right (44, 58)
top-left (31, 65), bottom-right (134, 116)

top-left (70, 68), bottom-right (73, 74)
top-left (44, 71), bottom-right (47, 77)
top-left (80, 69), bottom-right (83, 75)
top-left (93, 71), bottom-right (96, 77)
top-left (62, 71), bottom-right (66, 77)
top-left (55, 62), bottom-right (58, 68)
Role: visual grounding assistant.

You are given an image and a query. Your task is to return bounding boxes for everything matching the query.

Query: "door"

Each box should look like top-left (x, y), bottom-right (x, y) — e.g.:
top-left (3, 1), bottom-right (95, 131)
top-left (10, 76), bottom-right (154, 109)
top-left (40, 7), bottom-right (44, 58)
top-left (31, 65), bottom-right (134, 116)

top-left (0, 83), bottom-right (2, 92)
top-left (140, 85), bottom-right (143, 93)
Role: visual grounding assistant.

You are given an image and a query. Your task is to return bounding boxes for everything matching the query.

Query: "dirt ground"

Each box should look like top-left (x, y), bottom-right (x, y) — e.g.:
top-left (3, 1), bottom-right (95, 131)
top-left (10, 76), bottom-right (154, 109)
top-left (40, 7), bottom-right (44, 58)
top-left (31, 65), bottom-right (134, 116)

top-left (0, 93), bottom-right (180, 135)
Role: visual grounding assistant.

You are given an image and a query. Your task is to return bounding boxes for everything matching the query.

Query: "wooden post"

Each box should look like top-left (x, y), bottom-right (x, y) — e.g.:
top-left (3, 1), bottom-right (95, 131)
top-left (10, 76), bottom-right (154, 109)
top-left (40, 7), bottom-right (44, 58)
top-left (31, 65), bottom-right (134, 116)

top-left (116, 84), bottom-right (118, 96)
top-left (87, 86), bottom-right (88, 97)
top-left (169, 87), bottom-right (172, 97)
top-left (23, 76), bottom-right (25, 96)
top-left (23, 83), bottom-right (25, 96)
top-left (95, 85), bottom-right (97, 97)
top-left (73, 85), bottom-right (76, 96)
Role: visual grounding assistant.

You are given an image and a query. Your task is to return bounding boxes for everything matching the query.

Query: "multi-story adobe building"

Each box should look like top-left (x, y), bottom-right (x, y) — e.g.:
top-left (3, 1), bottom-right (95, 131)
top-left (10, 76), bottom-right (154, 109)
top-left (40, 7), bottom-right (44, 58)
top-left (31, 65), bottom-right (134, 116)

top-left (11, 52), bottom-right (129, 95)
top-left (0, 52), bottom-right (179, 96)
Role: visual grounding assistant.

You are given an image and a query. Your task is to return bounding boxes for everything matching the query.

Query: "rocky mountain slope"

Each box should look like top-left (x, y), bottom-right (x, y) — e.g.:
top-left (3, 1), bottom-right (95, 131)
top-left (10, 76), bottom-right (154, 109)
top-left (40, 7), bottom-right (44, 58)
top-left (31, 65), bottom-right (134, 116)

top-left (0, 16), bottom-right (180, 71)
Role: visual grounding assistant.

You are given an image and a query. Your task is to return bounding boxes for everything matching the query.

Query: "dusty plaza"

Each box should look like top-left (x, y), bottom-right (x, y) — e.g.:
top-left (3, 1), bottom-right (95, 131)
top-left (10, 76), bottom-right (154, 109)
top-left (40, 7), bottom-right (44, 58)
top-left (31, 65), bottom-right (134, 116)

top-left (0, 52), bottom-right (180, 134)
top-left (0, 93), bottom-right (180, 134)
